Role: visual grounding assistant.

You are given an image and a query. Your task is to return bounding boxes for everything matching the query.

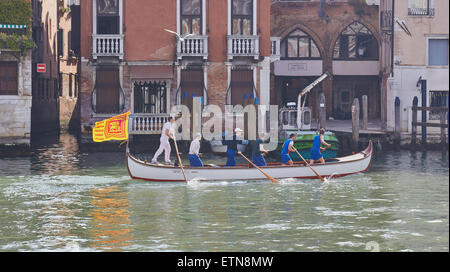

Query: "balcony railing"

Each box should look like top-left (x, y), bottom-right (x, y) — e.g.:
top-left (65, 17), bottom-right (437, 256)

top-left (93, 34), bottom-right (124, 59)
top-left (227, 35), bottom-right (259, 61)
top-left (129, 114), bottom-right (170, 135)
top-left (408, 7), bottom-right (435, 16)
top-left (177, 35), bottom-right (208, 60)
top-left (270, 37), bottom-right (281, 62)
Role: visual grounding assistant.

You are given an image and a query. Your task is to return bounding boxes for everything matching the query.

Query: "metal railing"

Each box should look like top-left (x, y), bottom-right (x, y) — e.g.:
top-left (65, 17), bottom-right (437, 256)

top-left (129, 114), bottom-right (170, 135)
top-left (227, 35), bottom-right (259, 60)
top-left (92, 34), bottom-right (124, 59)
top-left (177, 35), bottom-right (208, 60)
top-left (408, 7), bottom-right (435, 16)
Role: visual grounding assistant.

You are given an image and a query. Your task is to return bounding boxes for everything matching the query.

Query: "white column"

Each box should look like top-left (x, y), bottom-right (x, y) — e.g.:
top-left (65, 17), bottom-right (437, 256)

top-left (177, 0), bottom-right (181, 34)
top-left (202, 0), bottom-right (206, 36)
top-left (119, 0), bottom-right (123, 34)
top-left (259, 57), bottom-right (271, 107)
top-left (227, 0), bottom-right (231, 36)
top-left (253, 0), bottom-right (257, 36)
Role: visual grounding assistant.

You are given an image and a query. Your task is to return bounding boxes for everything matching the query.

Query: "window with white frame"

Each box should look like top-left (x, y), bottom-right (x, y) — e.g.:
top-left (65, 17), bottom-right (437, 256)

top-left (408, 0), bottom-right (434, 16)
top-left (231, 0), bottom-right (253, 36)
top-left (96, 0), bottom-right (119, 34)
top-left (281, 29), bottom-right (321, 59)
top-left (181, 0), bottom-right (202, 35)
top-left (428, 38), bottom-right (449, 66)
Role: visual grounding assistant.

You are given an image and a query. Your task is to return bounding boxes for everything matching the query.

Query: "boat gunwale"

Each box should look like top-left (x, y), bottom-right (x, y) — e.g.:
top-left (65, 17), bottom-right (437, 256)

top-left (127, 141), bottom-right (373, 171)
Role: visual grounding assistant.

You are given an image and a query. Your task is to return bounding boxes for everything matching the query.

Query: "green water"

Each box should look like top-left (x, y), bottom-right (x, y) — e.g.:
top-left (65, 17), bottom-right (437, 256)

top-left (0, 134), bottom-right (448, 252)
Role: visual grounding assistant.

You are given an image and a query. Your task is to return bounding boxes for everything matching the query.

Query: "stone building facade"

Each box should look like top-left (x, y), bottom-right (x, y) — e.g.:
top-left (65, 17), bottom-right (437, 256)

top-left (79, 0), bottom-right (271, 146)
top-left (0, 51), bottom-right (32, 146)
top-left (270, 0), bottom-right (383, 122)
top-left (0, 0), bottom-right (33, 148)
top-left (386, 0), bottom-right (449, 137)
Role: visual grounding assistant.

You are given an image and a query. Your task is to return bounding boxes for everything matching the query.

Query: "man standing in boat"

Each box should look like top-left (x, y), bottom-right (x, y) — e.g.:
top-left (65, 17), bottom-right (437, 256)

top-left (188, 133), bottom-right (203, 167)
top-left (151, 116), bottom-right (175, 165)
top-left (251, 133), bottom-right (269, 167)
top-left (223, 128), bottom-right (247, 167)
top-left (281, 133), bottom-right (297, 166)
top-left (310, 128), bottom-right (331, 165)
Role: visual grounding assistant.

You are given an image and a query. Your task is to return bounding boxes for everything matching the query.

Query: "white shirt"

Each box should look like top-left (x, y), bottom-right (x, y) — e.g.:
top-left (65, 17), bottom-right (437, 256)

top-left (189, 139), bottom-right (200, 155)
top-left (160, 122), bottom-right (173, 141)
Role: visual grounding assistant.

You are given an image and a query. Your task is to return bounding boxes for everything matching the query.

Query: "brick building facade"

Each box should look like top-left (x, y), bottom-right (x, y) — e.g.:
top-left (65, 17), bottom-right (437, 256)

top-left (79, 0), bottom-right (271, 146)
top-left (270, 0), bottom-right (383, 122)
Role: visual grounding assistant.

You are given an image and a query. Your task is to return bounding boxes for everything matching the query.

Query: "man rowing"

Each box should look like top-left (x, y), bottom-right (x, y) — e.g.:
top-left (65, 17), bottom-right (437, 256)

top-left (251, 133), bottom-right (269, 167)
top-left (310, 128), bottom-right (331, 165)
top-left (188, 133), bottom-right (203, 167)
top-left (151, 116), bottom-right (175, 165)
top-left (281, 133), bottom-right (297, 166)
top-left (223, 128), bottom-right (247, 167)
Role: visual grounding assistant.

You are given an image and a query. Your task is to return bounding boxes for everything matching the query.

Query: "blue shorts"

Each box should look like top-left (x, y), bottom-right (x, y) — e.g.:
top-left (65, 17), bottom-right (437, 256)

top-left (188, 154), bottom-right (204, 167)
top-left (252, 155), bottom-right (267, 167)
top-left (226, 149), bottom-right (237, 167)
top-left (281, 154), bottom-right (292, 164)
top-left (310, 150), bottom-right (323, 161)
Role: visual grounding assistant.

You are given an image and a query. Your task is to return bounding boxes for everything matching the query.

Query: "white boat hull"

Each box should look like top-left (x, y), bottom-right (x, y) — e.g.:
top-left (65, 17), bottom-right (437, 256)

top-left (126, 141), bottom-right (373, 182)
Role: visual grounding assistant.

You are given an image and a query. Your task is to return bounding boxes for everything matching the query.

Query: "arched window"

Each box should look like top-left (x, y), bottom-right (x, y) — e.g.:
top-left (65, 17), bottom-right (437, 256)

top-left (281, 29), bottom-right (321, 59)
top-left (333, 22), bottom-right (379, 60)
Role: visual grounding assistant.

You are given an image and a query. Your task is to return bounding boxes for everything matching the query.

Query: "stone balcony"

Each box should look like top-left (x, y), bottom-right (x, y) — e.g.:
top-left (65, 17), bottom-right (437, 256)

top-left (177, 35), bottom-right (208, 60)
top-left (92, 34), bottom-right (124, 60)
top-left (227, 35), bottom-right (259, 61)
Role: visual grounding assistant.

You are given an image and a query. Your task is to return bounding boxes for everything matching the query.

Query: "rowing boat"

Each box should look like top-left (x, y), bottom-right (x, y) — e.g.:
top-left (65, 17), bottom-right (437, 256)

top-left (126, 141), bottom-right (373, 182)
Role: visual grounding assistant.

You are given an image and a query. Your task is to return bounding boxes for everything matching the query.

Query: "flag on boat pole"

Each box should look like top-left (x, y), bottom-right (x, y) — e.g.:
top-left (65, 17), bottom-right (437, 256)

top-left (92, 112), bottom-right (130, 142)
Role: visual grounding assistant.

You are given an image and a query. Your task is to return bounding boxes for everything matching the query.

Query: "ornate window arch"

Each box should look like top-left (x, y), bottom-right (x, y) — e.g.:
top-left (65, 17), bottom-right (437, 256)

top-left (333, 21), bottom-right (379, 60)
top-left (281, 29), bottom-right (321, 59)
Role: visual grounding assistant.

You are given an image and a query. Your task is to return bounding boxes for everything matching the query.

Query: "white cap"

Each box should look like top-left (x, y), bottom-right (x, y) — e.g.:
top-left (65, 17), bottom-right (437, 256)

top-left (195, 133), bottom-right (202, 139)
top-left (235, 128), bottom-right (243, 133)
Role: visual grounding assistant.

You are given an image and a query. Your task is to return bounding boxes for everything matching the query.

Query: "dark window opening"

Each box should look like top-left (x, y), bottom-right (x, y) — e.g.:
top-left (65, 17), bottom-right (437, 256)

top-left (229, 69), bottom-right (255, 106)
top-left (134, 81), bottom-right (167, 114)
top-left (0, 62), bottom-right (18, 95)
top-left (333, 22), bottom-right (379, 60)
top-left (180, 69), bottom-right (204, 110)
top-left (95, 66), bottom-right (121, 113)
top-left (97, 0), bottom-right (119, 34)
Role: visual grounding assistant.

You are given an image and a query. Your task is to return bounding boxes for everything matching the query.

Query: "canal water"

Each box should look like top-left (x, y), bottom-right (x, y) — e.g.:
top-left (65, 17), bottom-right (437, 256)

top-left (0, 134), bottom-right (448, 252)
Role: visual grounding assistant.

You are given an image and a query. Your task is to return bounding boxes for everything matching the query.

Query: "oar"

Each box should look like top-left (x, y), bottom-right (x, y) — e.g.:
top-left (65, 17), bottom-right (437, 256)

top-left (293, 148), bottom-right (325, 182)
top-left (172, 134), bottom-right (188, 182)
top-left (238, 152), bottom-right (279, 184)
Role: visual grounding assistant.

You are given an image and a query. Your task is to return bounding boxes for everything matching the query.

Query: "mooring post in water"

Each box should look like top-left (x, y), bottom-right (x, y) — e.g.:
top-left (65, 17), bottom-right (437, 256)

top-left (352, 98), bottom-right (360, 150)
top-left (394, 97), bottom-right (401, 144)
top-left (362, 95), bottom-right (368, 130)
top-left (411, 96), bottom-right (418, 146)
top-left (420, 80), bottom-right (427, 145)
top-left (319, 92), bottom-right (326, 130)
top-left (440, 111), bottom-right (447, 146)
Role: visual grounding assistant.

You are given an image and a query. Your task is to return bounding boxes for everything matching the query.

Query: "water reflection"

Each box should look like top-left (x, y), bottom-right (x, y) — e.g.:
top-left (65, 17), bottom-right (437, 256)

top-left (88, 186), bottom-right (132, 251)
top-left (0, 133), bottom-right (448, 252)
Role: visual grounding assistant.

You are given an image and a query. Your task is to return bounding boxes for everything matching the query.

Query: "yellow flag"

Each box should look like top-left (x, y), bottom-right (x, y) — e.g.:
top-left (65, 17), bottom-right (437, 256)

top-left (92, 112), bottom-right (130, 142)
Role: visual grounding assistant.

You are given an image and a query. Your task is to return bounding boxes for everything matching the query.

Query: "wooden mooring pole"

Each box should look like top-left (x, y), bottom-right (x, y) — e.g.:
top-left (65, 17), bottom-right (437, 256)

top-left (362, 95), bottom-right (368, 130)
top-left (394, 97), bottom-right (401, 145)
top-left (411, 96), bottom-right (418, 146)
top-left (352, 98), bottom-right (360, 150)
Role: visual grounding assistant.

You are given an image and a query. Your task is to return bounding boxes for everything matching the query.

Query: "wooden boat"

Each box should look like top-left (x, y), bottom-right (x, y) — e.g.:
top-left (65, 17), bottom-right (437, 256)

top-left (126, 141), bottom-right (373, 182)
